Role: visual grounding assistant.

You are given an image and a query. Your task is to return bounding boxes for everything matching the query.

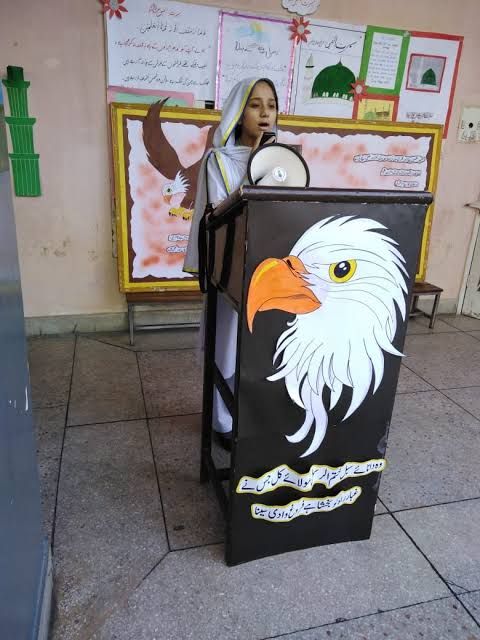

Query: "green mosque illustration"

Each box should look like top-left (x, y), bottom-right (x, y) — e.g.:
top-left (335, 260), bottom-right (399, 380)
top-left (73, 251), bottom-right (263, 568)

top-left (421, 67), bottom-right (437, 86)
top-left (363, 103), bottom-right (392, 120)
top-left (407, 55), bottom-right (444, 91)
top-left (305, 59), bottom-right (355, 102)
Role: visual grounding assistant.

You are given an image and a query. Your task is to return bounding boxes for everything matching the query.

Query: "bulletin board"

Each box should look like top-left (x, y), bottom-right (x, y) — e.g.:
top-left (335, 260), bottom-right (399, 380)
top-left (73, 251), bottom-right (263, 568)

top-left (110, 102), bottom-right (442, 293)
top-left (358, 27), bottom-right (463, 136)
top-left (104, 2), bottom-right (462, 134)
top-left (396, 32), bottom-right (463, 136)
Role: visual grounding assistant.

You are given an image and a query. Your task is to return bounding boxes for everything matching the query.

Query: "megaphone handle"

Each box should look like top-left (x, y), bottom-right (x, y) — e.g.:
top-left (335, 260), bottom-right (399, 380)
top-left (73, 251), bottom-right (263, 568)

top-left (198, 202), bottom-right (214, 293)
top-left (219, 221), bottom-right (235, 288)
top-left (259, 131), bottom-right (276, 147)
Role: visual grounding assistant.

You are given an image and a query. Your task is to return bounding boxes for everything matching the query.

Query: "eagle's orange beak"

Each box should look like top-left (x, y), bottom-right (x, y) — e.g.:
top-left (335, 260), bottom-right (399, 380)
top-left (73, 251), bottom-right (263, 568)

top-left (246, 255), bottom-right (321, 332)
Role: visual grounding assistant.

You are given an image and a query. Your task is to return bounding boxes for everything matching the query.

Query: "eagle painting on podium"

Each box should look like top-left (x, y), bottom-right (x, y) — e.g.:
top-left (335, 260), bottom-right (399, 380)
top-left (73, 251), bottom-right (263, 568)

top-left (246, 216), bottom-right (409, 458)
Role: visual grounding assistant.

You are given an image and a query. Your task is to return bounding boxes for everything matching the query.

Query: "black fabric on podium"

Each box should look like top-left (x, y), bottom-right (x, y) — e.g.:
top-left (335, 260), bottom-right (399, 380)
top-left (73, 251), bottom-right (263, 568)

top-left (201, 187), bottom-right (432, 565)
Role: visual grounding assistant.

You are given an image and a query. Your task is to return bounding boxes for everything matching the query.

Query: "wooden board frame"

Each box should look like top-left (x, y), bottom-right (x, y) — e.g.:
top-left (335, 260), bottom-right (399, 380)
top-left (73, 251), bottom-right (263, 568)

top-left (111, 103), bottom-right (442, 292)
top-left (111, 104), bottom-right (218, 294)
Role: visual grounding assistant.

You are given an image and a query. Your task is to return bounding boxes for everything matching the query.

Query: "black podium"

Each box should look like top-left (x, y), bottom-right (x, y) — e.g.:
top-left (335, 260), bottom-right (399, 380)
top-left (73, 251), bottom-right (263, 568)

top-left (200, 187), bottom-right (433, 566)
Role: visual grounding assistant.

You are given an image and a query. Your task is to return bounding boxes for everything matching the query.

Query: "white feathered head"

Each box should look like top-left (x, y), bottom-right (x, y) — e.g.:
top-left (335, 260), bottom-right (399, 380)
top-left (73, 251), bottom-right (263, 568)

top-left (162, 171), bottom-right (189, 204)
top-left (246, 216), bottom-right (409, 458)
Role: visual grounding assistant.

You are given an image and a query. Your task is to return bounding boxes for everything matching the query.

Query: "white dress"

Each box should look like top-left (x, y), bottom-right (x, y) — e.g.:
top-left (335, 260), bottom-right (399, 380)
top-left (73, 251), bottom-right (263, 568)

top-left (205, 155), bottom-right (240, 434)
top-left (183, 77), bottom-right (272, 433)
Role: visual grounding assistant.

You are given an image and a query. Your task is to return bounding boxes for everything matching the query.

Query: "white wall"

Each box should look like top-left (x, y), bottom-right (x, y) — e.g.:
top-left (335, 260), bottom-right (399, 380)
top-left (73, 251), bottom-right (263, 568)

top-left (0, 1), bottom-right (122, 317)
top-left (1, 0), bottom-right (480, 318)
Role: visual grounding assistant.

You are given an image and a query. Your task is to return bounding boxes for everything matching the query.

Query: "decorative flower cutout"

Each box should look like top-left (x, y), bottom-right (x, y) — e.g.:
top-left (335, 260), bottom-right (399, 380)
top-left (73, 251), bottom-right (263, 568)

top-left (99, 0), bottom-right (128, 19)
top-left (350, 79), bottom-right (368, 100)
top-left (289, 17), bottom-right (311, 44)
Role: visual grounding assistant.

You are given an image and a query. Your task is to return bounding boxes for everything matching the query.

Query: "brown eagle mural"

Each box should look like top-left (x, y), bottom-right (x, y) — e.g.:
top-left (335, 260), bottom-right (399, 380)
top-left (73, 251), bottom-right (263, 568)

top-left (142, 100), bottom-right (216, 220)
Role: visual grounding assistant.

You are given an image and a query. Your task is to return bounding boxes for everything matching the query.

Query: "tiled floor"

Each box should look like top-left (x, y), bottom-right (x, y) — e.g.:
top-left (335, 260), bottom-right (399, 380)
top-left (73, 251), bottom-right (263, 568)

top-left (29, 316), bottom-right (480, 640)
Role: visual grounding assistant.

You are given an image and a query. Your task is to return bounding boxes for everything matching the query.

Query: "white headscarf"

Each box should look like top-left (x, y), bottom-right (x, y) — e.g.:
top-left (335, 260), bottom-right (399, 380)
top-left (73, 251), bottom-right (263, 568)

top-left (183, 78), bottom-right (276, 275)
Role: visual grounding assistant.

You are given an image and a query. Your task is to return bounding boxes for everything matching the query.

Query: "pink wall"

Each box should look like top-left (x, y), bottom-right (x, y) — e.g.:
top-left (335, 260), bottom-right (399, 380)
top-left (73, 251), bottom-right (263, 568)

top-left (0, 0), bottom-right (479, 317)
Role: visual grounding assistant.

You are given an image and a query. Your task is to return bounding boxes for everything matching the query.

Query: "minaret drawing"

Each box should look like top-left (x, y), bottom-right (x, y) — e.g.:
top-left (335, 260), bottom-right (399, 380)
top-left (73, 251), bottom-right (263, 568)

top-left (311, 61), bottom-right (355, 101)
top-left (303, 54), bottom-right (315, 101)
top-left (2, 66), bottom-right (41, 196)
top-left (421, 68), bottom-right (437, 86)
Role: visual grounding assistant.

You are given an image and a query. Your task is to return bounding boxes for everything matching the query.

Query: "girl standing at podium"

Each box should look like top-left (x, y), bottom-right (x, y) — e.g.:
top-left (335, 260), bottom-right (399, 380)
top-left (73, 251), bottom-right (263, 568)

top-left (184, 77), bottom-right (279, 448)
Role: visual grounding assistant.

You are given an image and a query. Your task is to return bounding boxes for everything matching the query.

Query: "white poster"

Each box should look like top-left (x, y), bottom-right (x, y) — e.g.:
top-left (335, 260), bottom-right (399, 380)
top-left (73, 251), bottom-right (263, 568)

top-left (105, 0), bottom-right (219, 101)
top-left (397, 33), bottom-right (462, 135)
top-left (216, 12), bottom-right (296, 112)
top-left (291, 20), bottom-right (366, 117)
top-left (366, 32), bottom-right (404, 91)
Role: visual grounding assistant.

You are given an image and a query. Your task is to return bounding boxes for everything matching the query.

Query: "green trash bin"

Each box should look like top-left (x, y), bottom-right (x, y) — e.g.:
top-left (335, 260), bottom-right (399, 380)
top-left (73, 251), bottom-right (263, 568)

top-left (5, 116), bottom-right (36, 154)
top-left (9, 153), bottom-right (41, 196)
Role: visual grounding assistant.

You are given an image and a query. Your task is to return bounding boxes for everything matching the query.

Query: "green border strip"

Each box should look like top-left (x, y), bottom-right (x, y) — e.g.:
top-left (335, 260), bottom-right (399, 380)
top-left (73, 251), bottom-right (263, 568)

top-left (359, 25), bottom-right (410, 96)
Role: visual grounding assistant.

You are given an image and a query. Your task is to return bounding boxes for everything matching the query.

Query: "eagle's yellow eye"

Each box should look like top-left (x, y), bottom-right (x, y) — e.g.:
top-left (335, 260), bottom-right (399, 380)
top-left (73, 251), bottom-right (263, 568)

top-left (329, 260), bottom-right (357, 283)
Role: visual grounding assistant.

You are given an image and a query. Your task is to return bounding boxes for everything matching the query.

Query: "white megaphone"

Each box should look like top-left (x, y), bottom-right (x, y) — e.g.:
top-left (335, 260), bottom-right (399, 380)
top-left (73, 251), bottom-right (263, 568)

top-left (247, 142), bottom-right (310, 188)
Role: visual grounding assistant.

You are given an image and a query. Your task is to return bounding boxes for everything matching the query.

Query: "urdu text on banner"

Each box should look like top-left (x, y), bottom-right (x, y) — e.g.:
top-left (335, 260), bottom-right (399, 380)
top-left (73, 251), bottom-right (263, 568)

top-left (216, 11), bottom-right (296, 112)
top-left (105, 0), bottom-right (219, 102)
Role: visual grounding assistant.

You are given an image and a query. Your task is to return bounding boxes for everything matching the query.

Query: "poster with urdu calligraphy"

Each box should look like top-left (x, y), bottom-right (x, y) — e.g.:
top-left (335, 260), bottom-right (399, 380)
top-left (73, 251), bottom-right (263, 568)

top-left (105, 0), bottom-right (219, 101)
top-left (276, 117), bottom-right (441, 281)
top-left (216, 12), bottom-right (295, 112)
top-left (397, 32), bottom-right (463, 136)
top-left (291, 20), bottom-right (366, 118)
top-left (359, 26), bottom-right (410, 95)
top-left (277, 129), bottom-right (431, 191)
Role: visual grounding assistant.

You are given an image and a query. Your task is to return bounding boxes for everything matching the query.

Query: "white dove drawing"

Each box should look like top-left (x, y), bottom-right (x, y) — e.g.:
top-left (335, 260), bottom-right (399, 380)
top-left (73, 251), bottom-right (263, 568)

top-left (246, 216), bottom-right (409, 458)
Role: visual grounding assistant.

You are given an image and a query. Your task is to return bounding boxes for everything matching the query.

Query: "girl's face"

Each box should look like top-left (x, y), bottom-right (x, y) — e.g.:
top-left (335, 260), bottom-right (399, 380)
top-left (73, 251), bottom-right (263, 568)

top-left (239, 81), bottom-right (278, 148)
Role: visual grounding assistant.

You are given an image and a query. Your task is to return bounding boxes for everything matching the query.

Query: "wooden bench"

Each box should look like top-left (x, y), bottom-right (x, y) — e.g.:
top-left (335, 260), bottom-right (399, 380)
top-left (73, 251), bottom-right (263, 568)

top-left (410, 281), bottom-right (443, 329)
top-left (126, 292), bottom-right (201, 345)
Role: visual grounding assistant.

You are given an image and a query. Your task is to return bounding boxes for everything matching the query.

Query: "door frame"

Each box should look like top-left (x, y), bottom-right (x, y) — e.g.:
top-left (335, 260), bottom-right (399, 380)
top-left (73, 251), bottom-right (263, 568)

top-left (458, 203), bottom-right (480, 315)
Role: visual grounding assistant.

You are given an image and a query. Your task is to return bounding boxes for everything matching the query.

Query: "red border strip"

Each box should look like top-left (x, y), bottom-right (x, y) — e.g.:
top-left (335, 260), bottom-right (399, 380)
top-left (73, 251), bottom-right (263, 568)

top-left (410, 31), bottom-right (463, 40)
top-left (409, 31), bottom-right (464, 137)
